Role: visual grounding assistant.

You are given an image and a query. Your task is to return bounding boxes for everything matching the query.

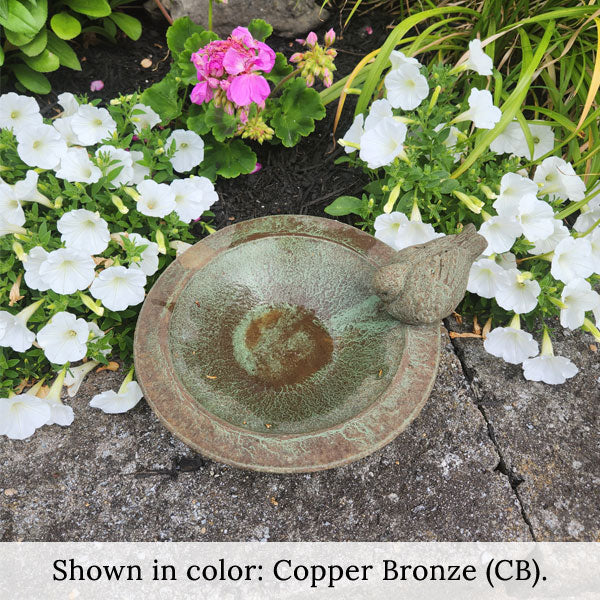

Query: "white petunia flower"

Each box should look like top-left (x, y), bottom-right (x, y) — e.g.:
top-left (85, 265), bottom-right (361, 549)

top-left (394, 221), bottom-right (444, 251)
top-left (550, 237), bottom-right (594, 283)
top-left (136, 180), bottom-right (176, 217)
top-left (529, 219), bottom-right (569, 255)
top-left (589, 228), bottom-right (600, 272)
top-left (95, 144), bottom-right (133, 188)
top-left (53, 115), bottom-right (83, 146)
top-left (128, 150), bottom-right (150, 185)
top-left (23, 246), bottom-right (50, 292)
top-left (166, 129), bottom-right (205, 172)
top-left (560, 278), bottom-right (600, 330)
top-left (494, 173), bottom-right (539, 216)
top-left (128, 232), bottom-right (160, 276)
top-left (456, 88), bottom-right (501, 129)
top-left (522, 124), bottom-right (555, 160)
top-left (522, 329), bottom-right (578, 384)
top-left (55, 147), bottom-right (102, 184)
top-left (16, 124), bottom-right (67, 169)
top-left (0, 395), bottom-right (51, 440)
top-left (484, 319), bottom-right (539, 365)
top-left (495, 269), bottom-right (541, 314)
top-left (490, 121), bottom-right (524, 155)
top-left (359, 117), bottom-right (407, 169)
top-left (171, 177), bottom-right (218, 223)
top-left (0, 299), bottom-right (42, 352)
top-left (467, 257), bottom-right (507, 298)
top-left (0, 181), bottom-right (25, 227)
top-left (534, 157), bottom-right (586, 202)
top-left (365, 99), bottom-right (393, 131)
top-left (574, 206), bottom-right (600, 233)
top-left (90, 266), bottom-right (146, 312)
top-left (374, 212), bottom-right (409, 247)
top-left (385, 63), bottom-right (429, 110)
top-left (131, 103), bottom-right (161, 133)
top-left (464, 39), bottom-right (493, 76)
top-left (389, 50), bottom-right (420, 69)
top-left (89, 367), bottom-right (143, 413)
top-left (57, 92), bottom-right (80, 117)
top-left (0, 93), bottom-right (42, 134)
top-left (517, 195), bottom-right (555, 242)
top-left (71, 104), bottom-right (117, 145)
top-left (37, 311), bottom-right (89, 365)
top-left (57, 209), bottom-right (110, 255)
top-left (340, 114), bottom-right (364, 154)
top-left (38, 248), bottom-right (96, 295)
top-left (90, 381), bottom-right (143, 414)
top-left (479, 215), bottom-right (522, 254)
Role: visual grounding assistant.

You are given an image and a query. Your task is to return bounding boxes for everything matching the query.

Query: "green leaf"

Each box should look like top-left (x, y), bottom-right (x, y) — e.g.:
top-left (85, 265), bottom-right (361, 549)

top-left (265, 52), bottom-right (293, 84)
top-left (166, 16), bottom-right (206, 54)
top-left (23, 48), bottom-right (60, 72)
top-left (140, 75), bottom-right (182, 124)
top-left (0, 46), bottom-right (3, 67)
top-left (0, 0), bottom-right (47, 36)
top-left (248, 18), bottom-right (272, 42)
top-left (271, 79), bottom-right (326, 147)
top-left (205, 104), bottom-right (238, 141)
top-left (109, 12), bottom-right (141, 40)
top-left (20, 27), bottom-right (48, 56)
top-left (187, 107), bottom-right (211, 136)
top-left (46, 32), bottom-right (81, 70)
top-left (64, 0), bottom-right (111, 17)
top-left (324, 195), bottom-right (363, 216)
top-left (50, 12), bottom-right (82, 40)
top-left (10, 63), bottom-right (51, 93)
top-left (199, 139), bottom-right (257, 179)
top-left (0, 0), bottom-right (8, 20)
top-left (5, 28), bottom-right (35, 46)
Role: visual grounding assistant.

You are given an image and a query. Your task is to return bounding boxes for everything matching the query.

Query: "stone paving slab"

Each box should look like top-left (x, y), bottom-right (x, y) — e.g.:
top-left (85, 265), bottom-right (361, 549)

top-left (0, 330), bottom-right (530, 541)
top-left (448, 317), bottom-right (600, 541)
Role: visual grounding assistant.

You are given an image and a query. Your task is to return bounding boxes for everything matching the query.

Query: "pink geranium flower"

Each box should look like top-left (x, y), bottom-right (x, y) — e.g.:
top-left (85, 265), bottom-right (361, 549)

top-left (228, 74), bottom-right (270, 106)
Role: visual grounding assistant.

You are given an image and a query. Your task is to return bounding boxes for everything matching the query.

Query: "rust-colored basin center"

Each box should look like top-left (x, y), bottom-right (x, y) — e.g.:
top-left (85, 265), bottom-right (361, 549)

top-left (236, 304), bottom-right (333, 388)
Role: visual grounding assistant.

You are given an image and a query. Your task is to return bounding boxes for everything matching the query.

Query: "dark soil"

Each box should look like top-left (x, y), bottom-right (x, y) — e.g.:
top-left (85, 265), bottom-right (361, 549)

top-left (7, 4), bottom-right (397, 231)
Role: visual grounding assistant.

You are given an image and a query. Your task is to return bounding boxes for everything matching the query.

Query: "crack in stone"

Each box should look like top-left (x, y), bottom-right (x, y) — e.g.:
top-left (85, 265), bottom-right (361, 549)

top-left (446, 328), bottom-right (537, 540)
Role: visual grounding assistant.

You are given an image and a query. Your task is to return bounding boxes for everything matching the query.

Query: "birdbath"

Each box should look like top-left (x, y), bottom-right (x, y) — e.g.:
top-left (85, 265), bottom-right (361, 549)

top-left (134, 215), bottom-right (485, 472)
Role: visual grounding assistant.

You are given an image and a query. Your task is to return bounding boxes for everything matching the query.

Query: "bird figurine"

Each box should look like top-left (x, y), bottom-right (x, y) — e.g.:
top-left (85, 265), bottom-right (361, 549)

top-left (372, 223), bottom-right (487, 325)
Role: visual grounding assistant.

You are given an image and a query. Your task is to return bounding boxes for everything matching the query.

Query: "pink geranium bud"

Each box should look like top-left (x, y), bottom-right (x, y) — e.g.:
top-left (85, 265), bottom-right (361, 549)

top-left (323, 68), bottom-right (333, 88)
top-left (365, 25), bottom-right (373, 35)
top-left (290, 52), bottom-right (304, 63)
top-left (250, 162), bottom-right (262, 174)
top-left (295, 37), bottom-right (305, 45)
top-left (132, 135), bottom-right (140, 142)
top-left (305, 73), bottom-right (315, 87)
top-left (324, 28), bottom-right (335, 47)
top-left (305, 32), bottom-right (318, 48)
top-left (90, 80), bottom-right (104, 92)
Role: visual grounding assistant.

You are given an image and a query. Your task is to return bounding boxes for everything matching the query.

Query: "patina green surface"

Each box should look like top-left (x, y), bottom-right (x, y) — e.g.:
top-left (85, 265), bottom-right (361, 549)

top-left (134, 215), bottom-right (441, 472)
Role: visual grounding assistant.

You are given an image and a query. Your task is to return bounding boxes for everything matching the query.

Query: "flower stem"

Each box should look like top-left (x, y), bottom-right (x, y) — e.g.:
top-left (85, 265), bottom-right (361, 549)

top-left (47, 368), bottom-right (67, 405)
top-left (208, 0), bottom-right (213, 32)
top-left (271, 68), bottom-right (302, 97)
top-left (582, 318), bottom-right (600, 342)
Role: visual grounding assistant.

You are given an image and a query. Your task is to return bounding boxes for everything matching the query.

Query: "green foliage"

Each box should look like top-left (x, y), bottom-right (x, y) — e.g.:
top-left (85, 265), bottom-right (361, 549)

top-left (143, 17), bottom-right (330, 178)
top-left (270, 79), bottom-right (326, 147)
top-left (0, 0), bottom-right (142, 93)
